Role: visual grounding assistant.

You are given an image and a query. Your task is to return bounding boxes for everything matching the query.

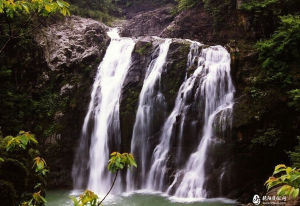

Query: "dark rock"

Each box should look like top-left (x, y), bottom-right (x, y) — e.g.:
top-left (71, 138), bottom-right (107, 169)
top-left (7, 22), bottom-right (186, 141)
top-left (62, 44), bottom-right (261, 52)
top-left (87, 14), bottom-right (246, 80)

top-left (120, 39), bottom-right (155, 153)
top-left (160, 6), bottom-right (253, 44)
top-left (121, 5), bottom-right (175, 37)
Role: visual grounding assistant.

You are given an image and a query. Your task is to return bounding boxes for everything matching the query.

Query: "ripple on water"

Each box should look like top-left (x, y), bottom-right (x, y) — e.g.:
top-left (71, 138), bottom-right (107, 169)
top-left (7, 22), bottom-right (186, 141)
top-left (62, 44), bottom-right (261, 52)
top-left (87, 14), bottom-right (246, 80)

top-left (46, 190), bottom-right (237, 206)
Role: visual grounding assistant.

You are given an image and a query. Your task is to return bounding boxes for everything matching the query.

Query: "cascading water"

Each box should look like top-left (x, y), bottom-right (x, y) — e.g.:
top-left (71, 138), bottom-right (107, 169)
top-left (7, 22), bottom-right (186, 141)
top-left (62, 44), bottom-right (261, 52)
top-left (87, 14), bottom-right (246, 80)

top-left (126, 39), bottom-right (172, 191)
top-left (72, 28), bottom-right (235, 199)
top-left (146, 41), bottom-right (202, 191)
top-left (72, 28), bottom-right (135, 194)
top-left (170, 45), bottom-right (235, 198)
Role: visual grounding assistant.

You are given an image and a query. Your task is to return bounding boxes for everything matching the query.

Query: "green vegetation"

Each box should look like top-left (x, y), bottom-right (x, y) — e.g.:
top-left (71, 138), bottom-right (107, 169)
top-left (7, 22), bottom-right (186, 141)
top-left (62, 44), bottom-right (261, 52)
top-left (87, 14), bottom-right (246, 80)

top-left (251, 128), bottom-right (281, 147)
top-left (240, 0), bottom-right (300, 36)
top-left (0, 131), bottom-right (48, 206)
top-left (0, 0), bottom-right (70, 17)
top-left (176, 0), bottom-right (198, 11)
top-left (289, 137), bottom-right (300, 168)
top-left (135, 42), bottom-right (152, 55)
top-left (70, 152), bottom-right (137, 206)
top-left (256, 15), bottom-right (300, 87)
top-left (202, 0), bottom-right (236, 28)
top-left (266, 164), bottom-right (300, 198)
top-left (0, 0), bottom-right (70, 54)
top-left (241, 1), bottom-right (300, 152)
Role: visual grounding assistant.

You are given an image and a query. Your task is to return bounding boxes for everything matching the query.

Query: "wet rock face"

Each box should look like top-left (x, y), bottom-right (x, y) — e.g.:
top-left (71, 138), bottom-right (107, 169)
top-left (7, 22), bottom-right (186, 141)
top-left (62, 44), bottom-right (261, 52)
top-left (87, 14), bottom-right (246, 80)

top-left (121, 5), bottom-right (175, 37)
top-left (119, 38), bottom-right (191, 153)
top-left (35, 16), bottom-right (109, 70)
top-left (120, 40), bottom-right (155, 153)
top-left (33, 16), bottom-right (110, 188)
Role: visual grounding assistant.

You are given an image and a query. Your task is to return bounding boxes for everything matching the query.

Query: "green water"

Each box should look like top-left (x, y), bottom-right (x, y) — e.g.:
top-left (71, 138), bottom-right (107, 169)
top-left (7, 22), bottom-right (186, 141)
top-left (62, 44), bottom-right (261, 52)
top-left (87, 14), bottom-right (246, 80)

top-left (46, 190), bottom-right (237, 206)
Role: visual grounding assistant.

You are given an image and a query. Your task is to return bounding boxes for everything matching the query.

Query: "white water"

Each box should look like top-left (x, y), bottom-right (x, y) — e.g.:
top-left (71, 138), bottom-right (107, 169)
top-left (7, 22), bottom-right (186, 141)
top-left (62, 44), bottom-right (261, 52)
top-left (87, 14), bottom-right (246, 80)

top-left (72, 28), bottom-right (135, 195)
top-left (171, 46), bottom-right (235, 198)
top-left (146, 41), bottom-right (202, 191)
top-left (126, 39), bottom-right (172, 190)
top-left (72, 30), bottom-right (235, 199)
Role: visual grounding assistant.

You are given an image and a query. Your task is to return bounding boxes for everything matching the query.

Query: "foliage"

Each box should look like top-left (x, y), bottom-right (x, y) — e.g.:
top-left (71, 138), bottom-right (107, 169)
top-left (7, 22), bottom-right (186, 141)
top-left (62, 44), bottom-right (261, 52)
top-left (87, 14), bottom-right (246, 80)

top-left (70, 190), bottom-right (99, 206)
top-left (0, 131), bottom-right (48, 206)
top-left (175, 0), bottom-right (236, 28)
top-left (70, 152), bottom-right (137, 206)
top-left (256, 15), bottom-right (300, 69)
top-left (0, 0), bottom-right (70, 17)
top-left (70, 5), bottom-right (114, 23)
top-left (107, 152), bottom-right (137, 173)
top-left (255, 15), bottom-right (300, 87)
top-left (289, 137), bottom-right (300, 168)
top-left (240, 0), bottom-right (300, 37)
top-left (202, 0), bottom-right (236, 28)
top-left (266, 164), bottom-right (300, 198)
top-left (22, 191), bottom-right (47, 206)
top-left (176, 0), bottom-right (198, 11)
top-left (0, 0), bottom-right (70, 55)
top-left (6, 131), bottom-right (38, 151)
top-left (288, 89), bottom-right (300, 111)
top-left (67, 0), bottom-right (118, 23)
top-left (251, 128), bottom-right (281, 147)
top-left (0, 180), bottom-right (17, 206)
top-left (33, 157), bottom-right (48, 176)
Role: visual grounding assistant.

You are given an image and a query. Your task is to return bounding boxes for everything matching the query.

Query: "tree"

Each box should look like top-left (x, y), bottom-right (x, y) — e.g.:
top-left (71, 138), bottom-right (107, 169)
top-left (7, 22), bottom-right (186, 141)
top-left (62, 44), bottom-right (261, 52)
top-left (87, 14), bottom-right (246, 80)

top-left (70, 152), bottom-right (137, 206)
top-left (0, 131), bottom-right (49, 206)
top-left (0, 0), bottom-right (70, 54)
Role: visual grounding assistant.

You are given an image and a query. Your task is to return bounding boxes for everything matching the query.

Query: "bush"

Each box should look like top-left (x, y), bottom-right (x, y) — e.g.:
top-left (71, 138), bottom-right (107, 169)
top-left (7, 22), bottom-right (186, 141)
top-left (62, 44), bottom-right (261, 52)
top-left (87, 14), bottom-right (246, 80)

top-left (0, 158), bottom-right (29, 195)
top-left (266, 164), bottom-right (300, 198)
top-left (255, 15), bottom-right (300, 87)
top-left (0, 180), bottom-right (17, 206)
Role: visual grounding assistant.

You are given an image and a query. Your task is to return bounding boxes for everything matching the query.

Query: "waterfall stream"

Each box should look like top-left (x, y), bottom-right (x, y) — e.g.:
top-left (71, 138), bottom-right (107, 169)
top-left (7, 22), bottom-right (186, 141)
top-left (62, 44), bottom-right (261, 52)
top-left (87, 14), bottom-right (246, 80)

top-left (72, 29), bottom-right (135, 194)
top-left (126, 39), bottom-right (172, 190)
top-left (170, 45), bottom-right (235, 198)
top-left (72, 29), bottom-right (235, 200)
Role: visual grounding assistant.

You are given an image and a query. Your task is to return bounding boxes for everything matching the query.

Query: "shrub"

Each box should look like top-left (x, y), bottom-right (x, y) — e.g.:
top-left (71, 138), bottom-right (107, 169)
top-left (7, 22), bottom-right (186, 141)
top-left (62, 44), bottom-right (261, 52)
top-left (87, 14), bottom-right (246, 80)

top-left (0, 180), bottom-right (17, 206)
top-left (265, 164), bottom-right (300, 198)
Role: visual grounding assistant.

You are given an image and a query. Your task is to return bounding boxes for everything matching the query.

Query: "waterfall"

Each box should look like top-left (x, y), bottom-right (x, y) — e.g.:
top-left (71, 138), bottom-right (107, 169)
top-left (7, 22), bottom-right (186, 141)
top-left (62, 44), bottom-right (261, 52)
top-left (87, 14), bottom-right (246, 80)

top-left (146, 41), bottom-right (202, 191)
top-left (72, 28), bottom-right (135, 194)
top-left (170, 45), bottom-right (235, 198)
top-left (72, 29), bottom-right (235, 199)
top-left (126, 39), bottom-right (172, 190)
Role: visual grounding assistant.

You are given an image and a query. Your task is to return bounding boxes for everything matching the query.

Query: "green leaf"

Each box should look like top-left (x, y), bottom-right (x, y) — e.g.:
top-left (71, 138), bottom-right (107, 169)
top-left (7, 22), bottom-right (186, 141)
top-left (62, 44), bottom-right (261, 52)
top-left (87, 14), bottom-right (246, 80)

top-left (45, 4), bottom-right (52, 12)
top-left (286, 167), bottom-right (293, 175)
top-left (70, 196), bottom-right (79, 206)
top-left (277, 185), bottom-right (292, 196)
top-left (273, 168), bottom-right (286, 175)
top-left (291, 188), bottom-right (299, 198)
top-left (56, 0), bottom-right (65, 8)
top-left (22, 4), bottom-right (29, 13)
top-left (275, 164), bottom-right (286, 171)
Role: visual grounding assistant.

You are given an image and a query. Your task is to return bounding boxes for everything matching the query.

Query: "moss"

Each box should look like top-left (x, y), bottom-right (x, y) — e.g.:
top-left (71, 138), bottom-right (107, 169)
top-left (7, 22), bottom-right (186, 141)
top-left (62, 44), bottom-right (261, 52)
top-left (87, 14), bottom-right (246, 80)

top-left (135, 42), bottom-right (152, 56)
top-left (162, 42), bottom-right (190, 111)
top-left (120, 87), bottom-right (141, 152)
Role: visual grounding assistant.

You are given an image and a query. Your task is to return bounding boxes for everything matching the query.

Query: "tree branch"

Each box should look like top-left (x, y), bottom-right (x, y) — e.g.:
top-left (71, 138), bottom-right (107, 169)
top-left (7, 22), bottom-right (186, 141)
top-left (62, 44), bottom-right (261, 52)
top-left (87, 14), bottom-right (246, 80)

top-left (98, 170), bottom-right (119, 206)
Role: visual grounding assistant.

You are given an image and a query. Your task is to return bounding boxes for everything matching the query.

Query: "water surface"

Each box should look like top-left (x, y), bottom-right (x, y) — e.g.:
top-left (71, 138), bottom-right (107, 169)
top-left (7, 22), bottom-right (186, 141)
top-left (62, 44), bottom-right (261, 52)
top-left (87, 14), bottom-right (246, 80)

top-left (46, 190), bottom-right (237, 206)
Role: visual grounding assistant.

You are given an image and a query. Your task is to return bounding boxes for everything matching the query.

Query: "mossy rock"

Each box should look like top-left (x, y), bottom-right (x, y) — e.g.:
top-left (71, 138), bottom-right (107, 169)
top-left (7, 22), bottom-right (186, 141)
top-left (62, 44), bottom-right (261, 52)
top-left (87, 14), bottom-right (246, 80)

top-left (161, 41), bottom-right (190, 111)
top-left (0, 180), bottom-right (17, 206)
top-left (0, 158), bottom-right (29, 196)
top-left (135, 42), bottom-right (152, 55)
